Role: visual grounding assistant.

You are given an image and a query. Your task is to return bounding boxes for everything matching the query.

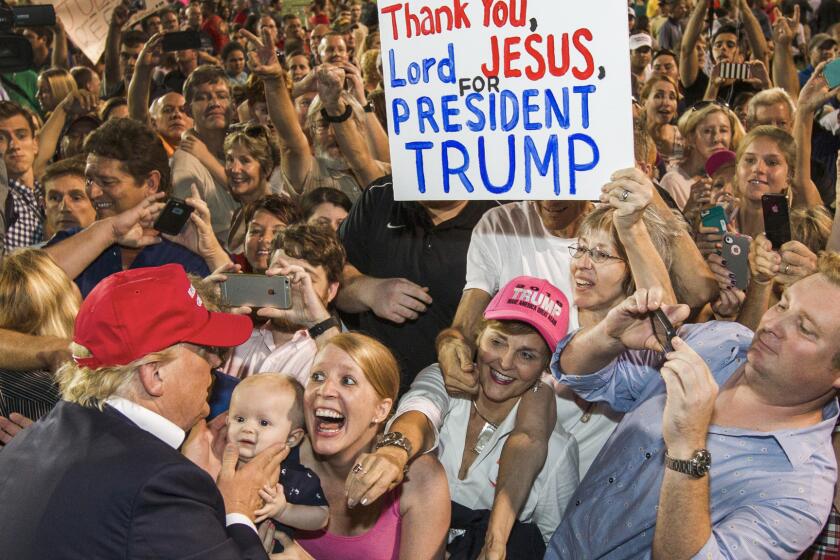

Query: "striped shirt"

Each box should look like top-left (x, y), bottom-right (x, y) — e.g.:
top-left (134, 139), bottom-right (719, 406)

top-left (0, 368), bottom-right (59, 420)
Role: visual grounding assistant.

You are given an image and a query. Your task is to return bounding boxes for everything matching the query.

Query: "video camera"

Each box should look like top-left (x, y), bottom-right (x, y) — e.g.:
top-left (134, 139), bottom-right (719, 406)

top-left (0, 1), bottom-right (56, 73)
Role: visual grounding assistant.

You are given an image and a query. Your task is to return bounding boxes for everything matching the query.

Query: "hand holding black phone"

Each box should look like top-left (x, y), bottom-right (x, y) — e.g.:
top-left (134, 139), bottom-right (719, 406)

top-left (761, 194), bottom-right (791, 250)
top-left (650, 309), bottom-right (677, 353)
top-left (154, 198), bottom-right (194, 235)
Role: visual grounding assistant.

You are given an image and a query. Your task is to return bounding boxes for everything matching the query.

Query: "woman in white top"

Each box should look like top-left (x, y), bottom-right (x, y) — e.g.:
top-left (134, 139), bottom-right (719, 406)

top-left (659, 101), bottom-right (744, 210)
top-left (355, 276), bottom-right (580, 559)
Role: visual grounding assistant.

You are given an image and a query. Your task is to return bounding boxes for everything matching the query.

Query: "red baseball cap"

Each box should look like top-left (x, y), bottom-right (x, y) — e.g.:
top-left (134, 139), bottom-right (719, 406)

top-left (483, 276), bottom-right (571, 351)
top-left (73, 264), bottom-right (252, 369)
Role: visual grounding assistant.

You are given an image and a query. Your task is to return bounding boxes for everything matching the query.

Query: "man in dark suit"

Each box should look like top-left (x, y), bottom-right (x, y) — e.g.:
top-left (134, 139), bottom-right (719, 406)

top-left (0, 263), bottom-right (286, 559)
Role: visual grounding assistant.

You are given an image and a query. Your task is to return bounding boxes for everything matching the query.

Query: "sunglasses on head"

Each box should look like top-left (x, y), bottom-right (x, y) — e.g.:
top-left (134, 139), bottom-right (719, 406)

top-left (688, 99), bottom-right (730, 113)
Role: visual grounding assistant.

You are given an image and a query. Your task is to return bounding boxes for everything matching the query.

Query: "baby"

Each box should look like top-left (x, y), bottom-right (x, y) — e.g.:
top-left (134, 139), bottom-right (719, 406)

top-left (226, 373), bottom-right (329, 544)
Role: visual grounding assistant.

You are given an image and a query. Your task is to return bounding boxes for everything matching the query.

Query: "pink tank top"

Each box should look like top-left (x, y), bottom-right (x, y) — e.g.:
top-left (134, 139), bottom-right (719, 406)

top-left (297, 488), bottom-right (402, 560)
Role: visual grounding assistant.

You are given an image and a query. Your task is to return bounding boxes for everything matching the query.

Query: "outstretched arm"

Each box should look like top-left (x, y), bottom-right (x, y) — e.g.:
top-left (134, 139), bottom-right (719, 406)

top-left (240, 29), bottom-right (312, 194)
top-left (0, 331), bottom-right (70, 371)
top-left (127, 33), bottom-right (163, 126)
top-left (103, 4), bottom-right (129, 96)
top-left (793, 62), bottom-right (837, 209)
top-left (33, 91), bottom-right (100, 178)
top-left (680, 0), bottom-right (707, 89)
top-left (51, 18), bottom-right (69, 70)
top-left (483, 384), bottom-right (555, 557)
top-left (44, 194), bottom-right (165, 279)
top-left (771, 7), bottom-right (800, 100)
top-left (316, 64), bottom-right (384, 187)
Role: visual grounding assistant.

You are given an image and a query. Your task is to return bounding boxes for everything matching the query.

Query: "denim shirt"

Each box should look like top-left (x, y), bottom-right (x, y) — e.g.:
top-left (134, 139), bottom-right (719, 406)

top-left (546, 321), bottom-right (838, 560)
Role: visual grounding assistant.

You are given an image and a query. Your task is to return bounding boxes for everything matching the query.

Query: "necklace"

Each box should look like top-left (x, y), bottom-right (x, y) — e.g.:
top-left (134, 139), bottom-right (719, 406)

top-left (471, 400), bottom-right (498, 455)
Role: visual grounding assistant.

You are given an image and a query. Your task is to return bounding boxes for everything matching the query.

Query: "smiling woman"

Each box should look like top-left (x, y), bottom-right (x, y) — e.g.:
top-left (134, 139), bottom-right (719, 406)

top-left (365, 277), bottom-right (579, 559)
top-left (289, 332), bottom-right (451, 560)
top-left (223, 125), bottom-right (281, 253)
top-left (660, 102), bottom-right (744, 210)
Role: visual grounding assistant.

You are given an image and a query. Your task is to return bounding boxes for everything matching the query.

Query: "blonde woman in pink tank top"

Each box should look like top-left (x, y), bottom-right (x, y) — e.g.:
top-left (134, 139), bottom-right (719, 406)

top-left (277, 333), bottom-right (450, 560)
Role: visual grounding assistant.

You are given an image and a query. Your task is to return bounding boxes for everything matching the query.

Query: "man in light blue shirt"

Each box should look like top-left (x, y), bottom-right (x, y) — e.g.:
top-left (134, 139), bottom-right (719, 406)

top-left (547, 254), bottom-right (840, 559)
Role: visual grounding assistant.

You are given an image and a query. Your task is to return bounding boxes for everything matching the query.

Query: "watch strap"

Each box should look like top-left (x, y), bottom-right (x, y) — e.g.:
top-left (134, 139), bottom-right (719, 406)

top-left (307, 316), bottom-right (339, 338)
top-left (665, 449), bottom-right (711, 478)
top-left (320, 104), bottom-right (353, 123)
top-left (375, 431), bottom-right (413, 457)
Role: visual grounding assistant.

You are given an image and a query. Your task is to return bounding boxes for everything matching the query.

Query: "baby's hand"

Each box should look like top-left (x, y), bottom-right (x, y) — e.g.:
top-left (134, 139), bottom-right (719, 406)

top-left (255, 482), bottom-right (287, 523)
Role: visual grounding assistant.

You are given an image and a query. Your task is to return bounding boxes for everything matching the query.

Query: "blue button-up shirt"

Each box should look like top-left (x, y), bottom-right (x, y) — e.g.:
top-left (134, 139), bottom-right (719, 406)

top-left (546, 321), bottom-right (837, 560)
top-left (47, 227), bottom-right (210, 298)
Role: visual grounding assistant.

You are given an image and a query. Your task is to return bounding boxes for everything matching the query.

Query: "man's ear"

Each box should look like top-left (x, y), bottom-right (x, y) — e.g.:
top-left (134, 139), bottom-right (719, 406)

top-left (371, 398), bottom-right (393, 425)
top-left (145, 169), bottom-right (162, 194)
top-left (286, 427), bottom-right (305, 447)
top-left (326, 281), bottom-right (339, 304)
top-left (137, 362), bottom-right (165, 397)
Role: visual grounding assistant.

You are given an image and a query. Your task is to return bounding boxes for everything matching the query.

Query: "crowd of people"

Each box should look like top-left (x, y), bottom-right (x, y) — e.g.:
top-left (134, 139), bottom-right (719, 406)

top-left (1, 0), bottom-right (840, 558)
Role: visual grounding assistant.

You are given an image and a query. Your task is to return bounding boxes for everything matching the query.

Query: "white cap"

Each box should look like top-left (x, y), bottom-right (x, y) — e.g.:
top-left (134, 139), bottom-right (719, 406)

top-left (628, 7), bottom-right (635, 16)
top-left (629, 33), bottom-right (653, 51)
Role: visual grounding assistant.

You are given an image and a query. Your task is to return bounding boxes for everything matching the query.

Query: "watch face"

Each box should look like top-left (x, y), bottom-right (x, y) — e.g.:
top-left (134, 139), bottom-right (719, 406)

top-left (693, 449), bottom-right (712, 475)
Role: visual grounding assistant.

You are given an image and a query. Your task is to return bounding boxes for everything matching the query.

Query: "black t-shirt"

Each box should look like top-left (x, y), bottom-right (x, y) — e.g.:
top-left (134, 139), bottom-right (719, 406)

top-left (681, 71), bottom-right (761, 108)
top-left (340, 176), bottom-right (498, 392)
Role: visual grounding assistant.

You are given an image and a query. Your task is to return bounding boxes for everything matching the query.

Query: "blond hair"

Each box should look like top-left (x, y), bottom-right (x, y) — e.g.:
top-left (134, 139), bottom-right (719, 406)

top-left (323, 333), bottom-right (399, 409)
top-left (0, 249), bottom-right (80, 338)
top-left (58, 347), bottom-right (177, 409)
top-left (677, 103), bottom-right (745, 162)
top-left (745, 87), bottom-right (795, 129)
top-left (39, 68), bottom-right (78, 109)
top-left (791, 207), bottom-right (832, 254)
top-left (59, 276), bottom-right (218, 409)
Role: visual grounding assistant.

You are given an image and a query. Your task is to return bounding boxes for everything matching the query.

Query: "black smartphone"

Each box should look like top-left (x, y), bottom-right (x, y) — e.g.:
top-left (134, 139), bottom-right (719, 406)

top-left (650, 309), bottom-right (677, 353)
top-left (221, 274), bottom-right (292, 309)
top-left (154, 198), bottom-right (193, 235)
top-left (761, 194), bottom-right (791, 250)
top-left (162, 31), bottom-right (202, 52)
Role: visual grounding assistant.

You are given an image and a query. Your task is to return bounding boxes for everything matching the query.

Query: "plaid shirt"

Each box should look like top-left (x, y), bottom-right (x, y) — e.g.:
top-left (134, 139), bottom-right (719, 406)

top-left (807, 506), bottom-right (840, 560)
top-left (5, 177), bottom-right (44, 250)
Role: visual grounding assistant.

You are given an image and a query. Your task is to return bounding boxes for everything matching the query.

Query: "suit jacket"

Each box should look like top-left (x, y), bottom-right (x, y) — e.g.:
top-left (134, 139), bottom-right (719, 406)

top-left (0, 400), bottom-right (268, 560)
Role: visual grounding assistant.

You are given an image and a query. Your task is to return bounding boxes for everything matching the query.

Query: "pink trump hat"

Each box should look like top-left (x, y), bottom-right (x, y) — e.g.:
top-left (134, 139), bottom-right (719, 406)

top-left (484, 276), bottom-right (571, 351)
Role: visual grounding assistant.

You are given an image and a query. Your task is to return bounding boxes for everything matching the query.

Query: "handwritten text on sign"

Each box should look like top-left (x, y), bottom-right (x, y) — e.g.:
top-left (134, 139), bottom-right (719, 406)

top-left (54, 0), bottom-right (164, 65)
top-left (380, 0), bottom-right (634, 200)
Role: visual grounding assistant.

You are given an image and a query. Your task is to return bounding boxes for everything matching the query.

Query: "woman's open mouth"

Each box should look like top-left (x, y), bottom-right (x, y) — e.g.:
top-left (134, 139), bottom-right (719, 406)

top-left (314, 407), bottom-right (346, 434)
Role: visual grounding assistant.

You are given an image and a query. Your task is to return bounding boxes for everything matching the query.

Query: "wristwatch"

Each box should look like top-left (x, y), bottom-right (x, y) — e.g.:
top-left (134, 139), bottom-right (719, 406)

top-left (665, 449), bottom-right (712, 478)
top-left (307, 316), bottom-right (339, 339)
top-left (375, 431), bottom-right (413, 457)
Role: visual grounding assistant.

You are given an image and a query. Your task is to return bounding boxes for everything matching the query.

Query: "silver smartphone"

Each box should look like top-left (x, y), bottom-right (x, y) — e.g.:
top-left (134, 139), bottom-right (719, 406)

top-left (221, 274), bottom-right (292, 309)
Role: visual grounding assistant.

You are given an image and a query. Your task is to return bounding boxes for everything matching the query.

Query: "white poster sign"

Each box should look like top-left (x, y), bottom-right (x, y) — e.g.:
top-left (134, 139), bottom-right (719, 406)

top-left (54, 0), bottom-right (164, 65)
top-left (379, 0), bottom-right (635, 200)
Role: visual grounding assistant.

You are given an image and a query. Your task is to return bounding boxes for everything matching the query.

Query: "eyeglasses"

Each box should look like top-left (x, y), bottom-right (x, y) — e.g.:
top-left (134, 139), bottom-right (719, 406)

top-left (568, 244), bottom-right (624, 263)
